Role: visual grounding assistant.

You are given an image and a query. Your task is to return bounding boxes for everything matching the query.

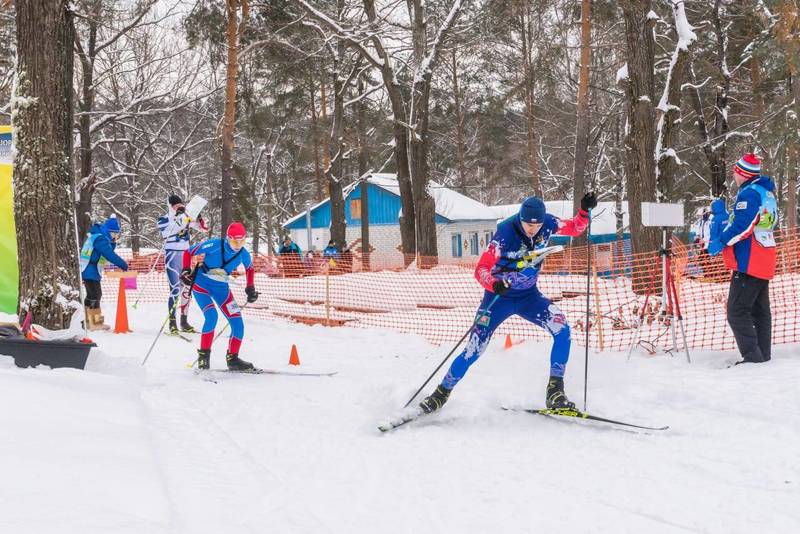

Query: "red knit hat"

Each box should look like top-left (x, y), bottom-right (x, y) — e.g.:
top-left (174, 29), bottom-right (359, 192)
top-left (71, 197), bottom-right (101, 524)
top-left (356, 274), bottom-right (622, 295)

top-left (226, 221), bottom-right (246, 239)
top-left (733, 153), bottom-right (761, 179)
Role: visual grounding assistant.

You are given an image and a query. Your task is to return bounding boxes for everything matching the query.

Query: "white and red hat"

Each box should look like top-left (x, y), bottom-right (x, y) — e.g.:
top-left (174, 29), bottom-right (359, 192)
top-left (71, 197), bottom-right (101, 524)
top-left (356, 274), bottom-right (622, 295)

top-left (733, 153), bottom-right (761, 179)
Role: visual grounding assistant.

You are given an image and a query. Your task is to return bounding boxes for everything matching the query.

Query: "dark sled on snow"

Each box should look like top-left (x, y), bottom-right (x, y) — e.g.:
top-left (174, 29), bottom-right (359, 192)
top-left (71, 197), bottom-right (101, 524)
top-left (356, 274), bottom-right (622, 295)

top-left (0, 337), bottom-right (96, 370)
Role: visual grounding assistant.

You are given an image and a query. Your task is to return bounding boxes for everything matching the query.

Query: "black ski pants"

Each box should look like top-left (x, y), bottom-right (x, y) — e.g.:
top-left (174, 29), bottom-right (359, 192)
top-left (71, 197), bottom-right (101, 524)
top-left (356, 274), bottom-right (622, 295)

top-left (83, 279), bottom-right (102, 309)
top-left (726, 271), bottom-right (771, 362)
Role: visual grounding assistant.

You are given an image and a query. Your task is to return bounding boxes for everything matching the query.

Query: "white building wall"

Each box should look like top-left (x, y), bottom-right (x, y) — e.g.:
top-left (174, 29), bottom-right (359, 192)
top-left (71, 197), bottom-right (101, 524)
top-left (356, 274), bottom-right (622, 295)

top-left (289, 220), bottom-right (499, 266)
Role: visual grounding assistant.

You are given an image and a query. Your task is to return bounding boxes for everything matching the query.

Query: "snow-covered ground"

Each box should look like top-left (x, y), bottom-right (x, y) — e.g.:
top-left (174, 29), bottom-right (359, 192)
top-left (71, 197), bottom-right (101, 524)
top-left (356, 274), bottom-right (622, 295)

top-left (1, 304), bottom-right (799, 533)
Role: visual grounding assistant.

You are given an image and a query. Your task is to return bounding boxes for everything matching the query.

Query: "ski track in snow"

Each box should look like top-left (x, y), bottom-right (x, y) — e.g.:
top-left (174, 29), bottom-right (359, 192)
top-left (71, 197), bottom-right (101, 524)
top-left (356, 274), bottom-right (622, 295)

top-left (1, 302), bottom-right (799, 533)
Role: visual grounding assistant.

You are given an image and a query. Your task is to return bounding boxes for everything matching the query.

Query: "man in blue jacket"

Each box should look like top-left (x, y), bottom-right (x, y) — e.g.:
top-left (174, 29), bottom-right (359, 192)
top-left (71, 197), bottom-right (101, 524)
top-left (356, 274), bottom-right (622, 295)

top-left (182, 222), bottom-right (259, 371)
top-left (708, 153), bottom-right (778, 364)
top-left (79, 215), bottom-right (129, 330)
top-left (419, 192), bottom-right (597, 414)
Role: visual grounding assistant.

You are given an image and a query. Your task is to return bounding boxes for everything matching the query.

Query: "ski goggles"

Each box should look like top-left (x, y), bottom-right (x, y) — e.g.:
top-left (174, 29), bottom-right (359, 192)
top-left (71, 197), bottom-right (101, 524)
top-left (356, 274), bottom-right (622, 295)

top-left (227, 236), bottom-right (246, 249)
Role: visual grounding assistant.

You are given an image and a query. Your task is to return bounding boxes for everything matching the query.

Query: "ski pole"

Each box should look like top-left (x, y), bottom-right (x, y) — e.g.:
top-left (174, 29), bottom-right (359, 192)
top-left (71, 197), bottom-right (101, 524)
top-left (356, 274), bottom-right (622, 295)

top-left (141, 267), bottom-right (198, 366)
top-left (583, 208), bottom-right (593, 412)
top-left (403, 293), bottom-right (501, 409)
top-left (132, 243), bottom-right (166, 309)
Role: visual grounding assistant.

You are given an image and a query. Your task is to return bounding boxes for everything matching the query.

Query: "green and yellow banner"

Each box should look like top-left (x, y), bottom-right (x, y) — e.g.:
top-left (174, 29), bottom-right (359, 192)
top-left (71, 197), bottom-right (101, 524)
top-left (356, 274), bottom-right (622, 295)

top-left (0, 125), bottom-right (17, 314)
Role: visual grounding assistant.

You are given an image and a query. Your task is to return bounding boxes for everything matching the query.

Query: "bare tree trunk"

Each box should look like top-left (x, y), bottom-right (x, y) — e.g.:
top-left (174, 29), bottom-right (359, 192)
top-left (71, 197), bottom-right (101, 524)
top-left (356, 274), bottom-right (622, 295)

top-left (14, 0), bottom-right (79, 328)
top-left (75, 1), bottom-right (99, 239)
top-left (777, 1), bottom-right (800, 228)
top-left (124, 140), bottom-right (141, 255)
top-left (788, 142), bottom-right (798, 230)
top-left (655, 1), bottom-right (695, 201)
top-left (572, 0), bottom-right (592, 245)
top-left (326, 1), bottom-right (347, 252)
top-left (687, 63), bottom-right (727, 197)
top-left (709, 0), bottom-right (731, 198)
top-left (263, 153), bottom-right (275, 255)
top-left (357, 77), bottom-right (370, 270)
top-left (407, 0), bottom-right (442, 265)
top-left (451, 48), bottom-right (467, 192)
top-left (221, 0), bottom-right (246, 233)
top-left (519, 3), bottom-right (543, 197)
top-left (620, 0), bottom-right (660, 264)
top-left (310, 82), bottom-right (324, 202)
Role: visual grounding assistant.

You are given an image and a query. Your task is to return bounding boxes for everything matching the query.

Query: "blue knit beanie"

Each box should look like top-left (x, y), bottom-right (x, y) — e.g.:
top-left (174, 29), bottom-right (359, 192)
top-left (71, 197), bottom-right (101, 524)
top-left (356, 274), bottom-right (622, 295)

top-left (102, 214), bottom-right (121, 233)
top-left (519, 197), bottom-right (546, 224)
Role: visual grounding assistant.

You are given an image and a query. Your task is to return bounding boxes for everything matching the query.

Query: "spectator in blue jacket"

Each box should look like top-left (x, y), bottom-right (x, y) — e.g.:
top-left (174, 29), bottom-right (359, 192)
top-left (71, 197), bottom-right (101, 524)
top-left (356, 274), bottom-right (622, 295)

top-left (323, 240), bottom-right (339, 260)
top-left (79, 215), bottom-right (129, 330)
top-left (709, 198), bottom-right (729, 243)
top-left (697, 198), bottom-right (730, 281)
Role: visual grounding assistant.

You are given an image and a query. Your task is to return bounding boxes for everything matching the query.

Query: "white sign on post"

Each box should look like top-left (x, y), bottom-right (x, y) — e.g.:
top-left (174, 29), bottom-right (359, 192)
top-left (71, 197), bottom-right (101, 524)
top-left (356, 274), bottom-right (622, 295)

top-left (641, 202), bottom-right (684, 227)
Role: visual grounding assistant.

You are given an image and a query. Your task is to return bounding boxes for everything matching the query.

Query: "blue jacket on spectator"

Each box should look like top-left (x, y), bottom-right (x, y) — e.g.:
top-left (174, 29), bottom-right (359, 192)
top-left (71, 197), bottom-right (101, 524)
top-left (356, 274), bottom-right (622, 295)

top-left (709, 199), bottom-right (729, 243)
top-left (79, 217), bottom-right (129, 281)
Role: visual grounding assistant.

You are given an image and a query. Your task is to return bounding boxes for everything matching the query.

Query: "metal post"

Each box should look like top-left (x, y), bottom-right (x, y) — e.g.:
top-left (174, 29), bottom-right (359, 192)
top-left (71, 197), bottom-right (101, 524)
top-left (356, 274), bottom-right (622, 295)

top-left (305, 202), bottom-right (313, 253)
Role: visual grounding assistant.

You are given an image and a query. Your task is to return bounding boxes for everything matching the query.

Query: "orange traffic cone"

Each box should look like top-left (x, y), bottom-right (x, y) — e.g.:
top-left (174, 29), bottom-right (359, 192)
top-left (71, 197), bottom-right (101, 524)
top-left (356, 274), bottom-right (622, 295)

top-left (114, 278), bottom-right (132, 333)
top-left (504, 334), bottom-right (513, 350)
top-left (288, 344), bottom-right (301, 366)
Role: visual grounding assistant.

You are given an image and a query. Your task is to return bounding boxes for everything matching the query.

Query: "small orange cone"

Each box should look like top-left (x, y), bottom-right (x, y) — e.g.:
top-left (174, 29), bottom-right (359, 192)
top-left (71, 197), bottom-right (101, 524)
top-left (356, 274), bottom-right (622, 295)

top-left (504, 334), bottom-right (513, 350)
top-left (114, 278), bottom-right (132, 333)
top-left (288, 344), bottom-right (300, 366)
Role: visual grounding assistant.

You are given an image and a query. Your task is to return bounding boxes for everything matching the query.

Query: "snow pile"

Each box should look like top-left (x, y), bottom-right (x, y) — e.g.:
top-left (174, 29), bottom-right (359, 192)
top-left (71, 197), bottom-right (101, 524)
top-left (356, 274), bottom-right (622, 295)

top-left (0, 304), bottom-right (798, 533)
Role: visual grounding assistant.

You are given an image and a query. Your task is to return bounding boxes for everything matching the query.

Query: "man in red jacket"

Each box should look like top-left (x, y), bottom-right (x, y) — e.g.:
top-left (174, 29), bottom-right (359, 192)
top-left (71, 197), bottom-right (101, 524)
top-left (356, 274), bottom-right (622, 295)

top-left (708, 153), bottom-right (778, 364)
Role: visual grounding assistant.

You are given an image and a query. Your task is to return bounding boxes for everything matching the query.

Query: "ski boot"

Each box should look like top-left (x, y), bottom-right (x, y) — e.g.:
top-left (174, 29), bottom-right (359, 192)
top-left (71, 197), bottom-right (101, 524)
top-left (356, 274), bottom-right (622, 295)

top-left (546, 376), bottom-right (576, 410)
top-left (168, 315), bottom-right (179, 335)
top-left (226, 351), bottom-right (255, 371)
top-left (419, 385), bottom-right (452, 414)
top-left (196, 349), bottom-right (211, 370)
top-left (180, 314), bottom-right (196, 333)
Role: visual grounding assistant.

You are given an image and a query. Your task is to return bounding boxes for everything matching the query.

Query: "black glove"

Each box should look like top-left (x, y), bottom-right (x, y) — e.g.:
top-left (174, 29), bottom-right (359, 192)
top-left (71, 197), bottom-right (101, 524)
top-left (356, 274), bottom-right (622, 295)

top-left (175, 206), bottom-right (186, 215)
top-left (245, 285), bottom-right (259, 303)
top-left (580, 191), bottom-right (598, 212)
top-left (180, 268), bottom-right (194, 286)
top-left (492, 280), bottom-right (510, 296)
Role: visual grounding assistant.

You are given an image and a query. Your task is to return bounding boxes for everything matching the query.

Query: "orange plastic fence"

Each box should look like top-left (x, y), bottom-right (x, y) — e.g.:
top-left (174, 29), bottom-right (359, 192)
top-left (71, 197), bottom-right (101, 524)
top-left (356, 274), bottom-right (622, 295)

top-left (103, 228), bottom-right (800, 354)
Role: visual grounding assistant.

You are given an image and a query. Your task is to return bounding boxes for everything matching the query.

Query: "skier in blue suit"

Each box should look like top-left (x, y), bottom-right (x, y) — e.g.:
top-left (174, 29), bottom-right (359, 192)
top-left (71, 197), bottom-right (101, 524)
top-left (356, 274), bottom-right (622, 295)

top-left (419, 192), bottom-right (598, 414)
top-left (182, 221), bottom-right (259, 371)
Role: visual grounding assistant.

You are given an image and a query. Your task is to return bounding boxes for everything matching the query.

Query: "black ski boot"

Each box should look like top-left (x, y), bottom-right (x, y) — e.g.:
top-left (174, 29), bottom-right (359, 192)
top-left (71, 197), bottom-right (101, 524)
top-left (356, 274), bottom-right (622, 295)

top-left (226, 352), bottom-right (255, 371)
top-left (546, 376), bottom-right (576, 410)
top-left (168, 315), bottom-right (179, 335)
top-left (419, 385), bottom-right (452, 414)
top-left (196, 349), bottom-right (210, 370)
top-left (180, 314), bottom-right (196, 333)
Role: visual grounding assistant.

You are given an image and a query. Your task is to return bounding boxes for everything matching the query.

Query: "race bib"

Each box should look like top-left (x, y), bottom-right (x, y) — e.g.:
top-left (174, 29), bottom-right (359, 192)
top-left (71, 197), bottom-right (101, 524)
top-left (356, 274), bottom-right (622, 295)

top-left (223, 299), bottom-right (241, 316)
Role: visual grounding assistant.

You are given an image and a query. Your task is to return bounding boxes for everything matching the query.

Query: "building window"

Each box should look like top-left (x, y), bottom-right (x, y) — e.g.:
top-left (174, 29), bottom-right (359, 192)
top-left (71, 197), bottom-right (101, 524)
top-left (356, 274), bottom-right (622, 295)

top-left (451, 233), bottom-right (462, 257)
top-left (350, 198), bottom-right (361, 219)
top-left (484, 232), bottom-right (493, 249)
top-left (469, 233), bottom-right (479, 255)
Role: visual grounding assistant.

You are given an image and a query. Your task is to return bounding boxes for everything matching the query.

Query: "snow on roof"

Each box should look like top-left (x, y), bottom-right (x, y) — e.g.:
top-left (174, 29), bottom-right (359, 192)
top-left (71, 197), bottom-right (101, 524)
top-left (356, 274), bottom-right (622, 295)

top-left (490, 201), bottom-right (630, 236)
top-left (366, 173), bottom-right (497, 221)
top-left (283, 173), bottom-right (497, 226)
